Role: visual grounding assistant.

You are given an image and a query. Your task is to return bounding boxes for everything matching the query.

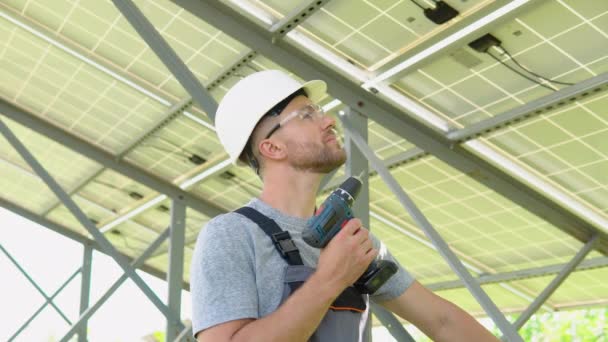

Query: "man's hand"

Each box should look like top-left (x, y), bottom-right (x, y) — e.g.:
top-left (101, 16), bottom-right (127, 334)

top-left (314, 218), bottom-right (378, 293)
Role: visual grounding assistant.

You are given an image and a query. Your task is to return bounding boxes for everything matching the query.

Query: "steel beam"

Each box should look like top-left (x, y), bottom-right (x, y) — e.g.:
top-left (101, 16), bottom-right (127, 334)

top-left (340, 115), bottom-right (522, 341)
top-left (0, 118), bottom-right (183, 332)
top-left (0, 154), bottom-right (175, 241)
top-left (8, 267), bottom-right (81, 341)
top-left (0, 244), bottom-right (71, 325)
top-left (370, 302), bottom-right (416, 342)
top-left (320, 71), bottom-right (606, 191)
top-left (60, 228), bottom-right (171, 342)
top-left (448, 72), bottom-right (608, 142)
top-left (321, 147), bottom-right (426, 193)
top-left (40, 97), bottom-right (194, 217)
top-left (427, 256), bottom-right (608, 291)
top-left (0, 99), bottom-right (224, 219)
top-left (343, 108), bottom-right (371, 341)
top-left (344, 108), bottom-right (417, 342)
top-left (344, 108), bottom-right (370, 227)
top-left (111, 0), bottom-right (218, 121)
top-left (366, 0), bottom-right (545, 86)
top-left (205, 51), bottom-right (258, 91)
top-left (166, 199), bottom-right (187, 340)
top-left (99, 156), bottom-right (231, 233)
top-left (513, 234), bottom-right (599, 330)
top-left (169, 0), bottom-right (608, 255)
top-left (78, 244), bottom-right (93, 342)
top-left (269, 0), bottom-right (331, 42)
top-left (0, 198), bottom-right (172, 284)
top-left (174, 324), bottom-right (195, 342)
top-left (0, 9), bottom-right (214, 129)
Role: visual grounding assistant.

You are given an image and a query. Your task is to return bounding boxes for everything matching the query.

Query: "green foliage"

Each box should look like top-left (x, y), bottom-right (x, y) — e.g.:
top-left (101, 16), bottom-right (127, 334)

top-left (489, 308), bottom-right (607, 341)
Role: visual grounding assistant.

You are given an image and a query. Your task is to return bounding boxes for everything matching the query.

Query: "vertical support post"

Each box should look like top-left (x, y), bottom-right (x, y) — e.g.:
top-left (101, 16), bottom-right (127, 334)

top-left (166, 198), bottom-right (186, 340)
top-left (0, 119), bottom-right (183, 332)
top-left (343, 108), bottom-right (369, 227)
top-left (343, 108), bottom-right (416, 342)
top-left (78, 244), bottom-right (93, 342)
top-left (343, 108), bottom-right (372, 341)
top-left (513, 234), bottom-right (599, 330)
top-left (339, 113), bottom-right (523, 342)
top-left (60, 229), bottom-right (171, 342)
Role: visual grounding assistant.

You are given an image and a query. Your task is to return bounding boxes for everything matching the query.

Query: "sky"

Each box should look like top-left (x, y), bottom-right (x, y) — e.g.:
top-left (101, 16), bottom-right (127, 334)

top-left (0, 207), bottom-right (192, 342)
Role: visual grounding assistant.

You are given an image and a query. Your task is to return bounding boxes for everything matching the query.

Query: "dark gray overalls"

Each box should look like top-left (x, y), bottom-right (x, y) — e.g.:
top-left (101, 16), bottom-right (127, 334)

top-left (236, 207), bottom-right (369, 341)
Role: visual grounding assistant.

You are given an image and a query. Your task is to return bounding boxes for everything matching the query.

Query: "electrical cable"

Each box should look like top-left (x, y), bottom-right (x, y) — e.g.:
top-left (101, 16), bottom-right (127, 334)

top-left (408, 0), bottom-right (428, 11)
top-left (488, 51), bottom-right (556, 92)
top-left (499, 46), bottom-right (575, 86)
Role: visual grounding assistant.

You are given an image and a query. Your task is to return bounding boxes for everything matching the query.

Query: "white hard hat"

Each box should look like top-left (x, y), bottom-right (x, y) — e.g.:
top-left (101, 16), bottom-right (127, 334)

top-left (215, 69), bottom-right (327, 165)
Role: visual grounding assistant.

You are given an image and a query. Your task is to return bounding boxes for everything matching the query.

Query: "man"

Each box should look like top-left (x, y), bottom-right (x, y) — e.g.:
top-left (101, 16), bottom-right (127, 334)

top-left (191, 70), bottom-right (499, 341)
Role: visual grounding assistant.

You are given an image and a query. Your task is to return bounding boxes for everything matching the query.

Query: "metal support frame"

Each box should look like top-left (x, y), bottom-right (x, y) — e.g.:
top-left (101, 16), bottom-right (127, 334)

top-left (0, 198), bottom-right (171, 282)
top-left (166, 199), bottom-right (187, 340)
top-left (111, 0), bottom-right (218, 121)
top-left (170, 0), bottom-right (608, 256)
top-left (174, 324), bottom-right (195, 342)
top-left (324, 73), bottom-right (608, 192)
top-left (269, 0), bottom-right (331, 41)
top-left (0, 244), bottom-right (72, 325)
top-left (370, 302), bottom-right (416, 342)
top-left (0, 244), bottom-right (78, 341)
top-left (512, 234), bottom-right (599, 330)
top-left (0, 100), bottom-right (224, 219)
top-left (321, 146), bottom-right (427, 193)
top-left (367, 0), bottom-right (544, 85)
top-left (339, 114), bottom-right (522, 341)
top-left (0, 119), bottom-right (184, 334)
top-left (344, 108), bottom-right (416, 342)
top-left (205, 51), bottom-right (258, 91)
top-left (344, 108), bottom-right (370, 227)
top-left (0, 153), bottom-right (179, 252)
top-left (448, 72), bottom-right (608, 142)
top-left (98, 156), bottom-right (232, 233)
top-left (10, 270), bottom-right (80, 341)
top-left (0, 9), bottom-right (214, 130)
top-left (343, 108), bottom-right (371, 341)
top-left (78, 244), bottom-right (93, 342)
top-left (428, 256), bottom-right (608, 291)
top-left (40, 97), bottom-right (194, 216)
top-left (60, 228), bottom-right (171, 341)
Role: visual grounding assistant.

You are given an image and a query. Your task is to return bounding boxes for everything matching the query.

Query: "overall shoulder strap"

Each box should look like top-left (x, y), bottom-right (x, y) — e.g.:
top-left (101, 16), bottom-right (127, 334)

top-left (235, 207), bottom-right (303, 266)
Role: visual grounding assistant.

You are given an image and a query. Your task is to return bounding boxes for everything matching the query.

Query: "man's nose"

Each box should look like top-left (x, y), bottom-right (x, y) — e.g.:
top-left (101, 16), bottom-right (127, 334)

top-left (321, 114), bottom-right (336, 130)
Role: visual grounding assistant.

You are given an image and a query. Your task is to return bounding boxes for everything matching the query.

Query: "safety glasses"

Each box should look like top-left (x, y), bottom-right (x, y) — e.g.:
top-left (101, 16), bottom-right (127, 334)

top-left (264, 104), bottom-right (326, 140)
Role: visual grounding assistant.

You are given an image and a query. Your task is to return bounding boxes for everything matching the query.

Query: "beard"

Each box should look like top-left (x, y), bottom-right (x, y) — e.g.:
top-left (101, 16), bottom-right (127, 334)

top-left (285, 139), bottom-right (346, 173)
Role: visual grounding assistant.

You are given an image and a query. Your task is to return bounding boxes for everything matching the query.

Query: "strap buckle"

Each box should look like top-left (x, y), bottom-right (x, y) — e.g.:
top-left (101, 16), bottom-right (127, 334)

top-left (271, 231), bottom-right (298, 257)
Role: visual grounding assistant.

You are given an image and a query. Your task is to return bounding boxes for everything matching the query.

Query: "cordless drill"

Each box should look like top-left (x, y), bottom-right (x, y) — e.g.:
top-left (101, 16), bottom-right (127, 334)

top-left (303, 176), bottom-right (398, 294)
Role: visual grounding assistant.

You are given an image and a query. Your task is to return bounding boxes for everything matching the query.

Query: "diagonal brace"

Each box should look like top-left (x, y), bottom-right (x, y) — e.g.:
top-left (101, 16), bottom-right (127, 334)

top-left (0, 244), bottom-right (72, 325)
top-left (60, 227), bottom-right (172, 341)
top-left (339, 114), bottom-right (523, 341)
top-left (512, 234), bottom-right (599, 330)
top-left (111, 0), bottom-right (218, 121)
top-left (6, 263), bottom-right (80, 341)
top-left (0, 119), bottom-right (183, 333)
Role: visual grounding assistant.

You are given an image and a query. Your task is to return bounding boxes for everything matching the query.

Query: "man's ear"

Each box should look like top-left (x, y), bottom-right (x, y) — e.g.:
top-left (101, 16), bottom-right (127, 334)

top-left (258, 139), bottom-right (287, 161)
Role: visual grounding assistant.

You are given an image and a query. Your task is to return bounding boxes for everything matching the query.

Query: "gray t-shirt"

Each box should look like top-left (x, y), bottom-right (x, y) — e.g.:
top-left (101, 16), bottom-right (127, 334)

top-left (190, 198), bottom-right (415, 336)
